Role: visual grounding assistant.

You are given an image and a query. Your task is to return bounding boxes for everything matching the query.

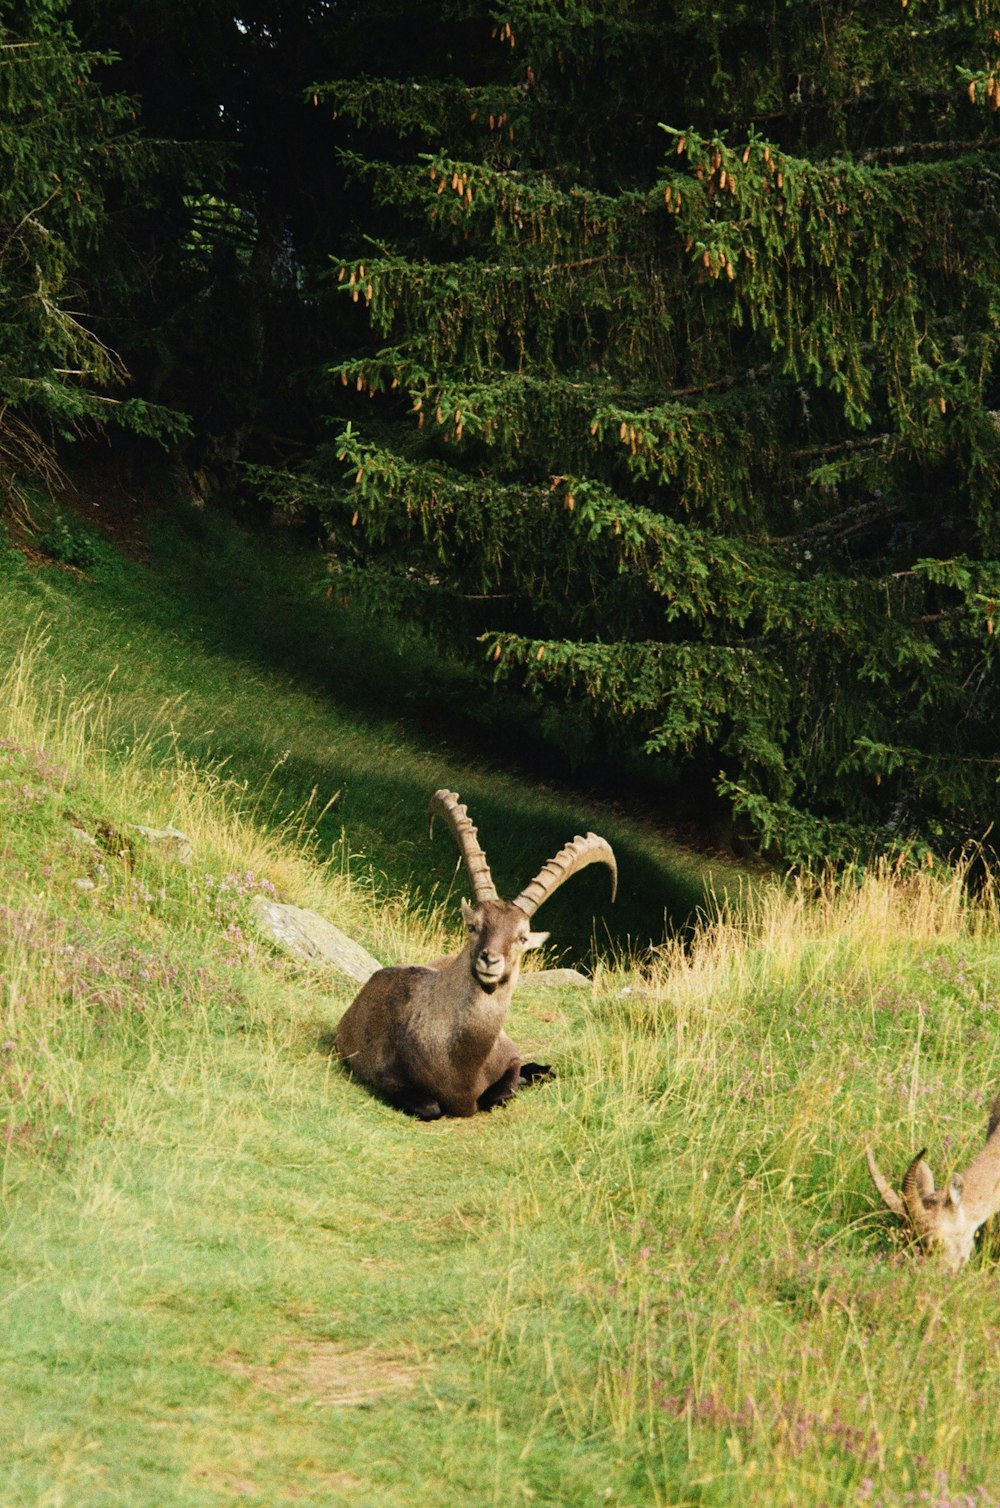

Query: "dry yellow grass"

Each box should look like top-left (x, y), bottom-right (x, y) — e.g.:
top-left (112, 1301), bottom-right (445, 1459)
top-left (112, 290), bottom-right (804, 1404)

top-left (5, 611), bottom-right (1000, 1506)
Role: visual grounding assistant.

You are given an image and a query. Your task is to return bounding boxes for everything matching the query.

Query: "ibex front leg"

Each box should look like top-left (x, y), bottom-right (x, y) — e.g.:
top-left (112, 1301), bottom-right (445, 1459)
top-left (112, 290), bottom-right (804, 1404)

top-left (476, 1034), bottom-right (522, 1111)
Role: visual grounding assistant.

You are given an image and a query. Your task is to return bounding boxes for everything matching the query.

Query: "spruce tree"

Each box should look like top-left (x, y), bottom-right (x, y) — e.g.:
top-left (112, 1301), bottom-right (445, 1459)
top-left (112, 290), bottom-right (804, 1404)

top-left (256, 0), bottom-right (1000, 862)
top-left (0, 0), bottom-right (182, 497)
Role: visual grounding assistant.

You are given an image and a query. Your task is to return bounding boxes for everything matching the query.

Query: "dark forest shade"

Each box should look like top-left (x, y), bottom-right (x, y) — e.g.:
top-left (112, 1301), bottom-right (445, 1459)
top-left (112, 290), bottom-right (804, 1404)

top-left (7, 1), bottom-right (1000, 864)
top-left (255, 0), bottom-right (1000, 864)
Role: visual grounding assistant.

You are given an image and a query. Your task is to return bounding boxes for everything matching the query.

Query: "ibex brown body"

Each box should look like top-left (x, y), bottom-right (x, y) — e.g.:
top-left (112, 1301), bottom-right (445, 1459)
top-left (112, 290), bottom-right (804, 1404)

top-left (866, 1091), bottom-right (1000, 1271)
top-left (335, 790), bottom-right (616, 1119)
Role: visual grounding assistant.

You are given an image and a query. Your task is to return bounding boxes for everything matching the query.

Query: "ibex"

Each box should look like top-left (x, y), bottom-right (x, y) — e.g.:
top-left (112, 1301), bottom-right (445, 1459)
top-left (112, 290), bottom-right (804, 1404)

top-left (335, 789), bottom-right (617, 1119)
top-left (866, 1091), bottom-right (1000, 1272)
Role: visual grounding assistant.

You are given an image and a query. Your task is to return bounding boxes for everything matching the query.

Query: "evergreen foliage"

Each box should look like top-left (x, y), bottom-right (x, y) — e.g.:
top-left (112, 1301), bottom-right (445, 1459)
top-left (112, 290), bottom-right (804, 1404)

top-left (66, 0), bottom-right (337, 456)
top-left (0, 0), bottom-right (185, 492)
top-left (5, 0), bottom-right (1000, 862)
top-left (66, 1), bottom-right (446, 469)
top-left (251, 0), bottom-right (1000, 861)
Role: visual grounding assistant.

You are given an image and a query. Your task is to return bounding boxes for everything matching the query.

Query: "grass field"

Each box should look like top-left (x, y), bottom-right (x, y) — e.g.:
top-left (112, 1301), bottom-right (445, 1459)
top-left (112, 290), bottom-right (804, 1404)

top-left (3, 496), bottom-right (1000, 1506)
top-left (0, 480), bottom-right (732, 958)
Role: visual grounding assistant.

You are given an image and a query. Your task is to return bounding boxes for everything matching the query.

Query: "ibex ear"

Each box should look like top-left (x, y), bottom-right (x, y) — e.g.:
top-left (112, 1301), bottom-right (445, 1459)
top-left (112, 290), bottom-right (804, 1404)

top-left (914, 1158), bottom-right (936, 1200)
top-left (525, 930), bottom-right (550, 951)
top-left (946, 1174), bottom-right (965, 1209)
top-left (460, 898), bottom-right (478, 927)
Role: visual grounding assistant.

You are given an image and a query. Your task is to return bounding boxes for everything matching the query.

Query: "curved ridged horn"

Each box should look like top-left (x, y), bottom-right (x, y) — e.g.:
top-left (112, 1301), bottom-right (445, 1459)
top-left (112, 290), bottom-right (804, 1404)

top-left (902, 1149), bottom-right (932, 1229)
top-left (428, 790), bottom-right (498, 903)
top-left (865, 1145), bottom-right (905, 1218)
top-left (512, 832), bottom-right (617, 918)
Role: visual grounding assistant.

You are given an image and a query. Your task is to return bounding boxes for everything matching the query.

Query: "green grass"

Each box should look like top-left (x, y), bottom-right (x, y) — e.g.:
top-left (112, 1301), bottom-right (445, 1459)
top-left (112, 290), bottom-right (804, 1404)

top-left (4, 496), bottom-right (1000, 1505)
top-left (0, 483), bottom-right (733, 960)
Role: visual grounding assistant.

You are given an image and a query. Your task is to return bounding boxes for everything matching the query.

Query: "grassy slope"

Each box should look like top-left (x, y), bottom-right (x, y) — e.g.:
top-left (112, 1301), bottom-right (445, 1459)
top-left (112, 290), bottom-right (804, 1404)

top-left (3, 503), bottom-right (1000, 1507)
top-left (2, 482), bottom-right (731, 960)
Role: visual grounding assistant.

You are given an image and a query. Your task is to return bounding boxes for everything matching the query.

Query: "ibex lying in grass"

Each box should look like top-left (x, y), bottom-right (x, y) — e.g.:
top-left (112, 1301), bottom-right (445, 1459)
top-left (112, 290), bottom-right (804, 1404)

top-left (866, 1091), bottom-right (1000, 1271)
top-left (335, 789), bottom-right (617, 1119)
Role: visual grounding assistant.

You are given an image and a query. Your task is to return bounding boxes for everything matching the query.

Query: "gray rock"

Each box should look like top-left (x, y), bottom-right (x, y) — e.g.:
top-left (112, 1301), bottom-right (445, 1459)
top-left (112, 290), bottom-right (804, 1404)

top-left (524, 968), bottom-right (591, 989)
top-left (67, 825), bottom-right (99, 849)
top-left (250, 896), bottom-right (382, 983)
top-left (133, 824), bottom-right (194, 865)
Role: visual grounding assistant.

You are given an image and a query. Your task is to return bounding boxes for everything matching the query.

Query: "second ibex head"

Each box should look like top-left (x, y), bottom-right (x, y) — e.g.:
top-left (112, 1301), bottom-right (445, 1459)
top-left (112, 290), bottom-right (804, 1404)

top-left (866, 1091), bottom-right (1000, 1273)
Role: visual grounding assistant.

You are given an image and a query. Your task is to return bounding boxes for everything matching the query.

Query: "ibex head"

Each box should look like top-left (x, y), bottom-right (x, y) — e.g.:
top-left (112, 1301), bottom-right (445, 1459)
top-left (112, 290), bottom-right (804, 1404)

top-left (459, 897), bottom-right (548, 993)
top-left (866, 1093), bottom-right (1000, 1272)
top-left (429, 789), bottom-right (617, 993)
top-left (867, 1147), bottom-right (976, 1273)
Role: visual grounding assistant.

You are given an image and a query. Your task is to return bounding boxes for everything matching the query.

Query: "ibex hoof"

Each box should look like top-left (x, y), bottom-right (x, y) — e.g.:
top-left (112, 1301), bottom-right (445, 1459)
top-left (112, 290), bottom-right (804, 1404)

top-left (519, 1062), bottom-right (554, 1085)
top-left (401, 1097), bottom-right (443, 1120)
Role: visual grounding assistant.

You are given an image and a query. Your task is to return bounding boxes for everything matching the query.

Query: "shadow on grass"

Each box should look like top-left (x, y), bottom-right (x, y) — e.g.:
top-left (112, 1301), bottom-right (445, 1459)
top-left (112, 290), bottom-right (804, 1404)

top-left (8, 488), bottom-right (743, 960)
top-left (143, 508), bottom-right (726, 944)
